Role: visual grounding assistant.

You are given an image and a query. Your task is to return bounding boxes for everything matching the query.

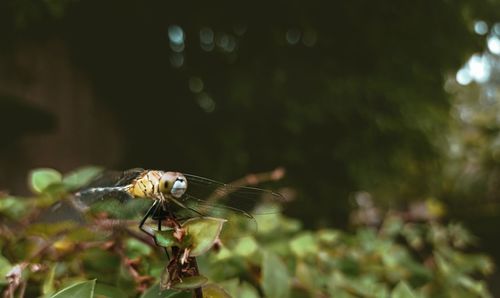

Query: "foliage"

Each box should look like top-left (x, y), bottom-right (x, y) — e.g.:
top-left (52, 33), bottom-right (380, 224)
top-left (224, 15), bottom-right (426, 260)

top-left (432, 24), bottom-right (500, 260)
top-left (443, 25), bottom-right (500, 207)
top-left (0, 168), bottom-right (495, 297)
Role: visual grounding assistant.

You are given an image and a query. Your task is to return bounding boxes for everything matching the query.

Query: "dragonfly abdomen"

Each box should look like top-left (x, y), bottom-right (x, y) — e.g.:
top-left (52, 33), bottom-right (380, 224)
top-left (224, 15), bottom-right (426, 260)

top-left (75, 186), bottom-right (132, 204)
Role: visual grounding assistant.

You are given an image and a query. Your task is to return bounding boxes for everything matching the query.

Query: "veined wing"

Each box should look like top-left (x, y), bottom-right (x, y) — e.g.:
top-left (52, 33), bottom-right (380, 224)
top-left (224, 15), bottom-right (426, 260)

top-left (182, 173), bottom-right (286, 215)
top-left (73, 168), bottom-right (145, 206)
top-left (31, 169), bottom-right (147, 232)
top-left (69, 168), bottom-right (152, 224)
top-left (170, 174), bottom-right (285, 240)
top-left (113, 168), bottom-right (146, 186)
top-left (75, 168), bottom-right (144, 189)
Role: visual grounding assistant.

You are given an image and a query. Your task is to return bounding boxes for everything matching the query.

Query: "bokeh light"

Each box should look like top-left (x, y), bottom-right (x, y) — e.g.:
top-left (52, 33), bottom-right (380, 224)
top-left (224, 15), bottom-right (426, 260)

top-left (474, 20), bottom-right (488, 35)
top-left (189, 77), bottom-right (204, 93)
top-left (197, 92), bottom-right (216, 113)
top-left (168, 25), bottom-right (185, 45)
top-left (200, 27), bottom-right (215, 51)
top-left (286, 29), bottom-right (301, 45)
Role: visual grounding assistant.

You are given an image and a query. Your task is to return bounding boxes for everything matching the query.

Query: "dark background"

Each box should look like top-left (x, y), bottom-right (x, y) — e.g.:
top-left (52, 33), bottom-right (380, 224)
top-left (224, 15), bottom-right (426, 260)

top-left (1, 0), bottom-right (500, 275)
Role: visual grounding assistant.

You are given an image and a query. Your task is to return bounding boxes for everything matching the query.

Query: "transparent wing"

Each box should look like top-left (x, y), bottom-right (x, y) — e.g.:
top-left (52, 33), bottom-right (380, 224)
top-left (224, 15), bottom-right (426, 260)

top-left (183, 174), bottom-right (286, 215)
top-left (69, 169), bottom-right (151, 226)
top-left (172, 195), bottom-right (258, 241)
top-left (178, 174), bottom-right (286, 240)
top-left (74, 168), bottom-right (144, 190)
top-left (85, 196), bottom-right (153, 221)
top-left (31, 194), bottom-right (154, 242)
top-left (72, 168), bottom-right (145, 206)
top-left (33, 168), bottom-right (149, 235)
top-left (113, 168), bottom-right (146, 186)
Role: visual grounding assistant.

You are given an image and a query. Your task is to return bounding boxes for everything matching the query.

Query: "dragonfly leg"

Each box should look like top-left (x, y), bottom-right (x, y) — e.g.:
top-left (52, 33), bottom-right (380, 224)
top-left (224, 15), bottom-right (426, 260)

top-left (158, 217), bottom-right (171, 260)
top-left (138, 200), bottom-right (160, 238)
top-left (169, 197), bottom-right (204, 217)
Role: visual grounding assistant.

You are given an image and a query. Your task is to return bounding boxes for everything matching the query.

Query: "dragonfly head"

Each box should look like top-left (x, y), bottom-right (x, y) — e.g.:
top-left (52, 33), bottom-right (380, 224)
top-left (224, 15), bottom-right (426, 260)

top-left (160, 172), bottom-right (187, 199)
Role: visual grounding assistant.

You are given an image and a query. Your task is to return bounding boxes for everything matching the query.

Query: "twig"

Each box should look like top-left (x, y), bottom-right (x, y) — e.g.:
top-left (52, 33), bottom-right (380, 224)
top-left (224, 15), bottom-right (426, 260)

top-left (17, 281), bottom-right (26, 298)
top-left (112, 239), bottom-right (153, 292)
top-left (228, 167), bottom-right (286, 188)
top-left (190, 257), bottom-right (203, 298)
top-left (205, 167), bottom-right (286, 205)
top-left (159, 211), bottom-right (203, 297)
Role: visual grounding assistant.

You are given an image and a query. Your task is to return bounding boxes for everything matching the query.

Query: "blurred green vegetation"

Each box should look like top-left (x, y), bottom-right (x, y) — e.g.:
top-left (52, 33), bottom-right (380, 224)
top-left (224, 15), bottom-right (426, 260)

top-left (0, 168), bottom-right (495, 297)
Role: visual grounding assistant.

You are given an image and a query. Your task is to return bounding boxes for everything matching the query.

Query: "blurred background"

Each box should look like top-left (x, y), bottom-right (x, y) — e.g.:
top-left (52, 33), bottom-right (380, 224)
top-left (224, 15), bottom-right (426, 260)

top-left (2, 0), bottom-right (500, 291)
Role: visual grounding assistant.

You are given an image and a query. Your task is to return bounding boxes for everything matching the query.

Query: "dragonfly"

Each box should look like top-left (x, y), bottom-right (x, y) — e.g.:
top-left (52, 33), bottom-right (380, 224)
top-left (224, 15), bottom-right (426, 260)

top-left (73, 168), bottom-right (285, 241)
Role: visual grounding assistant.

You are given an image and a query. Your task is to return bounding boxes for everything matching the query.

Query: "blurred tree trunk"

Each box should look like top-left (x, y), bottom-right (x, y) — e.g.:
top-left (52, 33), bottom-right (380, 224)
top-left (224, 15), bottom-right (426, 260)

top-left (0, 38), bottom-right (122, 194)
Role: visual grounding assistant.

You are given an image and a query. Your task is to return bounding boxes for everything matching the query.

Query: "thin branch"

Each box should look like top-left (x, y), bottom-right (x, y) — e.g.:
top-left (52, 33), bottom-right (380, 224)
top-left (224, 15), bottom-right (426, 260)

top-left (205, 167), bottom-right (286, 204)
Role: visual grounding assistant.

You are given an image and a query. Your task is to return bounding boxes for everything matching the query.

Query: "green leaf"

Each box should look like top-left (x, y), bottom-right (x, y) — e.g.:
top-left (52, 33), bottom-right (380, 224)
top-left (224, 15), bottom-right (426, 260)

top-left (329, 271), bottom-right (379, 296)
top-left (94, 283), bottom-right (128, 298)
top-left (290, 232), bottom-right (318, 258)
top-left (233, 236), bottom-right (258, 257)
top-left (26, 221), bottom-right (80, 237)
top-left (81, 248), bottom-right (120, 275)
top-left (50, 279), bottom-right (96, 298)
top-left (42, 264), bottom-right (57, 295)
top-left (154, 229), bottom-right (178, 248)
top-left (238, 282), bottom-right (260, 298)
top-left (381, 216), bottom-right (404, 238)
top-left (182, 217), bottom-right (226, 256)
top-left (201, 284), bottom-right (231, 298)
top-left (457, 275), bottom-right (492, 297)
top-left (295, 261), bottom-right (321, 290)
top-left (125, 238), bottom-right (152, 258)
top-left (262, 251), bottom-right (290, 298)
top-left (29, 168), bottom-right (62, 194)
top-left (0, 196), bottom-right (28, 219)
top-left (62, 166), bottom-right (103, 191)
top-left (254, 213), bottom-right (281, 234)
top-left (213, 246), bottom-right (233, 261)
top-left (171, 275), bottom-right (208, 290)
top-left (216, 279), bottom-right (239, 297)
top-left (141, 284), bottom-right (191, 298)
top-left (116, 263), bottom-right (136, 294)
top-left (434, 252), bottom-right (453, 277)
top-left (391, 281), bottom-right (417, 298)
top-left (0, 255), bottom-right (13, 285)
top-left (217, 279), bottom-right (260, 298)
top-left (317, 229), bottom-right (340, 245)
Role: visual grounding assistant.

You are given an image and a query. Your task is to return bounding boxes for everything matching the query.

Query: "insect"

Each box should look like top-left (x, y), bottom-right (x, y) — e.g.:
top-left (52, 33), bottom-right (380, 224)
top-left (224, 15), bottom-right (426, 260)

top-left (74, 168), bottom-right (285, 240)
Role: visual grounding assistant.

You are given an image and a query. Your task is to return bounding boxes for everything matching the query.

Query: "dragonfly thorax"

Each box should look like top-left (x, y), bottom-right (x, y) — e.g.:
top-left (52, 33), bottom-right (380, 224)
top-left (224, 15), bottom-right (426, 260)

top-left (128, 170), bottom-right (187, 200)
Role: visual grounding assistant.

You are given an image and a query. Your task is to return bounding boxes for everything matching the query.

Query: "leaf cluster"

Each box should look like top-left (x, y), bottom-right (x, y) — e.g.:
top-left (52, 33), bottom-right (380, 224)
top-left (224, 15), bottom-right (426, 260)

top-left (0, 168), bottom-right (495, 297)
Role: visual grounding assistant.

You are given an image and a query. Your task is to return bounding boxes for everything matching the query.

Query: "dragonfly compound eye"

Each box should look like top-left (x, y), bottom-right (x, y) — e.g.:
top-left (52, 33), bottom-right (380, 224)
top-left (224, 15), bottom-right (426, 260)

top-left (161, 172), bottom-right (187, 198)
top-left (171, 176), bottom-right (187, 198)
